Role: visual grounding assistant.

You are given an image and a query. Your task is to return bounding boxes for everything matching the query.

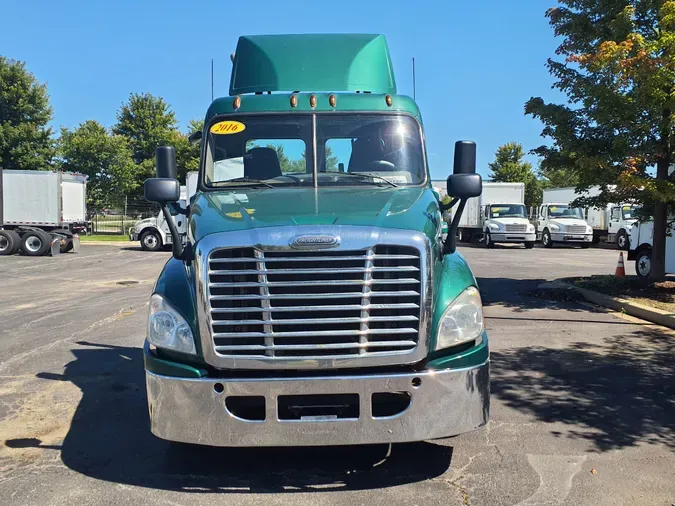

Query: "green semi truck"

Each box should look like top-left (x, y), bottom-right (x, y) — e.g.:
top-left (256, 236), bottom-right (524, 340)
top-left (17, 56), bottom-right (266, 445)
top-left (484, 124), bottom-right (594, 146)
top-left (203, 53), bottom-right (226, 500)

top-left (142, 34), bottom-right (488, 447)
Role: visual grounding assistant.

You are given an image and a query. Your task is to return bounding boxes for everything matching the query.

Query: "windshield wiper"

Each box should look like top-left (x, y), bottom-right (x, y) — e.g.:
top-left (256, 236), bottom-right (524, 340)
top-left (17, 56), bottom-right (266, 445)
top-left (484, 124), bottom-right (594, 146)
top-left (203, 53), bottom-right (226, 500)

top-left (214, 177), bottom-right (275, 188)
top-left (330, 172), bottom-right (399, 187)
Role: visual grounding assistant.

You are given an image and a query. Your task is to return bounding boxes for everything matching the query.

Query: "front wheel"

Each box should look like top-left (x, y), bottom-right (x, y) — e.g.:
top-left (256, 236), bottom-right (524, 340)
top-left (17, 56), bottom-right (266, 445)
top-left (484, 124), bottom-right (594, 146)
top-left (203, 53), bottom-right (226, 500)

top-left (542, 229), bottom-right (553, 248)
top-left (617, 230), bottom-right (629, 251)
top-left (524, 241), bottom-right (535, 249)
top-left (484, 231), bottom-right (494, 249)
top-left (635, 249), bottom-right (652, 281)
top-left (140, 230), bottom-right (163, 251)
top-left (580, 243), bottom-right (591, 249)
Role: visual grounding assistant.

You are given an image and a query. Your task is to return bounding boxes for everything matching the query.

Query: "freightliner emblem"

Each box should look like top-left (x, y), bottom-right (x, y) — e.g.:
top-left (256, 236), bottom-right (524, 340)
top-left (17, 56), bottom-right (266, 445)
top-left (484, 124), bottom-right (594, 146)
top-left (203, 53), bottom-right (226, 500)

top-left (290, 235), bottom-right (340, 249)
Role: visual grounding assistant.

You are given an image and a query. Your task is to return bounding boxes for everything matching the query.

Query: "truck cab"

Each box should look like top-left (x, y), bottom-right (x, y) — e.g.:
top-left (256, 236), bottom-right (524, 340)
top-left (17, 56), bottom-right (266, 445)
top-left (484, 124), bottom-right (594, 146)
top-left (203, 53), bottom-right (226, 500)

top-left (537, 203), bottom-right (593, 248)
top-left (141, 34), bottom-right (488, 447)
top-left (483, 202), bottom-right (536, 248)
top-left (607, 204), bottom-right (637, 250)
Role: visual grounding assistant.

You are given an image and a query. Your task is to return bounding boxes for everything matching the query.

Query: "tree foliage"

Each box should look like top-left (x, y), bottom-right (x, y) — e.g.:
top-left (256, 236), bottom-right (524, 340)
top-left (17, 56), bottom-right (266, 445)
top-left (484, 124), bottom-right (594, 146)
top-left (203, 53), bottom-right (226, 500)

top-left (526, 1), bottom-right (675, 279)
top-left (58, 121), bottom-right (136, 208)
top-left (266, 145), bottom-right (339, 174)
top-left (488, 142), bottom-right (542, 207)
top-left (112, 93), bottom-right (179, 186)
top-left (0, 57), bottom-right (55, 170)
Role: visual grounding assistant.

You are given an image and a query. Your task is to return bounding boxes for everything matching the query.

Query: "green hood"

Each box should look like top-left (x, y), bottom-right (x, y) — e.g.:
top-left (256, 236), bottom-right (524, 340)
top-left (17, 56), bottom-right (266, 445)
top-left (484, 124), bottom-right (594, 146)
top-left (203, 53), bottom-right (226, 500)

top-left (189, 187), bottom-right (441, 243)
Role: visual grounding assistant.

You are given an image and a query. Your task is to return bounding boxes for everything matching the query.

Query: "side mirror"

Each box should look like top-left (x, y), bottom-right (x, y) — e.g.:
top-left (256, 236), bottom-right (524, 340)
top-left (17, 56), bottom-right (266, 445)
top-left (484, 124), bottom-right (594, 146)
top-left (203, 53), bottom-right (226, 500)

top-left (446, 173), bottom-right (482, 199)
top-left (188, 130), bottom-right (202, 144)
top-left (156, 146), bottom-right (178, 179)
top-left (442, 140), bottom-right (481, 256)
top-left (144, 178), bottom-right (180, 203)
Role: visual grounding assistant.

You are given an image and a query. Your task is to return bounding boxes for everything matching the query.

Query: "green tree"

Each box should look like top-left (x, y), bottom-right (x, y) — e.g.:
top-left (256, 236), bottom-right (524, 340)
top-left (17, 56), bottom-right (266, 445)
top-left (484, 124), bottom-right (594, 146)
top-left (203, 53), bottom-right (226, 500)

top-left (0, 57), bottom-right (55, 170)
top-left (488, 142), bottom-right (542, 207)
top-left (58, 121), bottom-right (136, 208)
top-left (112, 93), bottom-right (178, 187)
top-left (537, 165), bottom-right (579, 189)
top-left (525, 1), bottom-right (675, 280)
top-left (174, 119), bottom-right (202, 183)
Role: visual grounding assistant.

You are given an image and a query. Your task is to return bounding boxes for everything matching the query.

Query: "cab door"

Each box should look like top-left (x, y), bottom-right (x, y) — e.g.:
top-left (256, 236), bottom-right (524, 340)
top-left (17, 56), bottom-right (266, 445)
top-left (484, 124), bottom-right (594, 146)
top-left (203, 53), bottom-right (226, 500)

top-left (537, 205), bottom-right (547, 232)
top-left (608, 207), bottom-right (621, 235)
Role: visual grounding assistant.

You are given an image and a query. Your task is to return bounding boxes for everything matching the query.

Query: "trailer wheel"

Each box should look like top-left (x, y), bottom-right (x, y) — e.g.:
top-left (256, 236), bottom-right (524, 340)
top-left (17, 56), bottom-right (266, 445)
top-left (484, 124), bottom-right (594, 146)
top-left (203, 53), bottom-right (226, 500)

top-left (140, 230), bottom-right (163, 251)
top-left (0, 230), bottom-right (21, 255)
top-left (20, 230), bottom-right (51, 256)
top-left (616, 230), bottom-right (629, 251)
top-left (542, 229), bottom-right (553, 248)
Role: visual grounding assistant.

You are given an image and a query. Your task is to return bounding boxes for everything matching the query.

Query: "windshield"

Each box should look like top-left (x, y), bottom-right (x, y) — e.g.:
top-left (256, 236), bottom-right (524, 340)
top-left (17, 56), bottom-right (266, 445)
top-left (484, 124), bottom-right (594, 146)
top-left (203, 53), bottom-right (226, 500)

top-left (622, 205), bottom-right (637, 220)
top-left (548, 205), bottom-right (584, 219)
top-left (203, 114), bottom-right (426, 188)
top-left (489, 204), bottom-right (526, 218)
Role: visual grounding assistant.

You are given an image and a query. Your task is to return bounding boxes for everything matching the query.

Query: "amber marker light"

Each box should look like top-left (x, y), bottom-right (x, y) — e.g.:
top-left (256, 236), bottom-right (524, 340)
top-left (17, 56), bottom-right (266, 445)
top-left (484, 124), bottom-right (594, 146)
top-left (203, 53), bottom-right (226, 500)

top-left (290, 94), bottom-right (298, 107)
top-left (329, 94), bottom-right (337, 107)
top-left (385, 95), bottom-right (393, 107)
top-left (233, 96), bottom-right (241, 110)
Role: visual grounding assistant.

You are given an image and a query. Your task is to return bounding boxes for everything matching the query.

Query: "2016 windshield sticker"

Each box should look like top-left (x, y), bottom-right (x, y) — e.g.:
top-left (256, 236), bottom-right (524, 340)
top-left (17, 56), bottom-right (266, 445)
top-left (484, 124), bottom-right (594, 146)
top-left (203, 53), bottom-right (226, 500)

top-left (211, 121), bottom-right (246, 135)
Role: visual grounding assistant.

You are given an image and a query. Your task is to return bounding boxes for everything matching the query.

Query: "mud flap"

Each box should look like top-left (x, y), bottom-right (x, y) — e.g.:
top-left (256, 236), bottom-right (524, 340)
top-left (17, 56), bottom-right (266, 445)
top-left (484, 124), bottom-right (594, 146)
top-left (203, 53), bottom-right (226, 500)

top-left (72, 235), bottom-right (81, 253)
top-left (49, 238), bottom-right (61, 257)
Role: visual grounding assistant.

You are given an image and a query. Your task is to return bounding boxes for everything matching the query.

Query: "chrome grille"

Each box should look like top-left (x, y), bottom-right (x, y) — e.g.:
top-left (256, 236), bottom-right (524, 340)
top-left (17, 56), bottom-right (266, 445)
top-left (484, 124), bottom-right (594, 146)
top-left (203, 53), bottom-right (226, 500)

top-left (504, 224), bottom-right (527, 233)
top-left (207, 246), bottom-right (422, 359)
top-left (565, 225), bottom-right (587, 234)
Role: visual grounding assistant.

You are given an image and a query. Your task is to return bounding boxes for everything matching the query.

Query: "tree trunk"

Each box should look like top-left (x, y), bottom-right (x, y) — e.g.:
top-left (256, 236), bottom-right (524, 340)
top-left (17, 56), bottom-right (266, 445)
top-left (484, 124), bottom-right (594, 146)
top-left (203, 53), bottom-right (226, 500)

top-left (650, 159), bottom-right (670, 281)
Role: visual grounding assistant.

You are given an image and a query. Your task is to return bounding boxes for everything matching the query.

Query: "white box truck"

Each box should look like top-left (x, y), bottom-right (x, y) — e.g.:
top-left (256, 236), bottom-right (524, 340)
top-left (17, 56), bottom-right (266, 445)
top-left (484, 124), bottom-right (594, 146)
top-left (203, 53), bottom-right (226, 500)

top-left (0, 169), bottom-right (87, 256)
top-left (546, 186), bottom-right (636, 249)
top-left (538, 189), bottom-right (593, 248)
top-left (455, 182), bottom-right (536, 248)
top-left (628, 220), bottom-right (675, 279)
top-left (130, 171), bottom-right (197, 251)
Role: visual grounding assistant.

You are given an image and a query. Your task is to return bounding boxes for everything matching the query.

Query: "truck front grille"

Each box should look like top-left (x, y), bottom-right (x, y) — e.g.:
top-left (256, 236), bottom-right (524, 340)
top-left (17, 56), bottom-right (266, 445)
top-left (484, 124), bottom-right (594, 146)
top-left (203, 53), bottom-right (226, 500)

top-left (565, 225), bottom-right (587, 234)
top-left (207, 246), bottom-right (422, 359)
top-left (504, 224), bottom-right (527, 233)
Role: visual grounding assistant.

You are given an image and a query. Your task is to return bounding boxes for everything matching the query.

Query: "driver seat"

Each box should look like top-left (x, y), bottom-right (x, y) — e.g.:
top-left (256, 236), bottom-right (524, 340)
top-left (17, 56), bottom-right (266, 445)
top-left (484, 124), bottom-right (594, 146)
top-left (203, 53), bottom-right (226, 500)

top-left (244, 147), bottom-right (282, 180)
top-left (348, 137), bottom-right (394, 172)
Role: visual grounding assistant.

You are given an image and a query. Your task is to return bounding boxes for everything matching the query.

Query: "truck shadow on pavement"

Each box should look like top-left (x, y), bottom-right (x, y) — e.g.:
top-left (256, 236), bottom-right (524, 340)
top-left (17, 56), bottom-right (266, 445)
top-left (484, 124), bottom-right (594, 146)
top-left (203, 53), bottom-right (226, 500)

top-left (22, 341), bottom-right (453, 493)
top-left (477, 277), bottom-right (590, 313)
top-left (490, 328), bottom-right (675, 452)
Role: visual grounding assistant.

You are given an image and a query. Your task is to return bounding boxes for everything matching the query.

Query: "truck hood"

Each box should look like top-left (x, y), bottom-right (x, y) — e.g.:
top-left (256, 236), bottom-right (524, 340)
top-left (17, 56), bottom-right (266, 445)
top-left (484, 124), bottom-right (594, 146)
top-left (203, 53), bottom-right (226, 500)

top-left (491, 217), bottom-right (531, 225)
top-left (189, 187), bottom-right (441, 244)
top-left (549, 219), bottom-right (589, 229)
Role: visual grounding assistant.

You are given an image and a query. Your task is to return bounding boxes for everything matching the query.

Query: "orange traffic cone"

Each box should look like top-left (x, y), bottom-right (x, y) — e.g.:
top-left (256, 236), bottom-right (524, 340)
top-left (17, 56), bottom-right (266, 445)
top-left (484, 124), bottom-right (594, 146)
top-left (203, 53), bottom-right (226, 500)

top-left (615, 252), bottom-right (626, 277)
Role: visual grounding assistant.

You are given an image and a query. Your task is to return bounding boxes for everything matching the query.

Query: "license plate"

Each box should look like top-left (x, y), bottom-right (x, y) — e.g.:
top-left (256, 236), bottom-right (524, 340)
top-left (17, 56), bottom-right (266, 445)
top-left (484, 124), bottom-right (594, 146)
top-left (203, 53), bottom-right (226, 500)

top-left (565, 235), bottom-right (585, 240)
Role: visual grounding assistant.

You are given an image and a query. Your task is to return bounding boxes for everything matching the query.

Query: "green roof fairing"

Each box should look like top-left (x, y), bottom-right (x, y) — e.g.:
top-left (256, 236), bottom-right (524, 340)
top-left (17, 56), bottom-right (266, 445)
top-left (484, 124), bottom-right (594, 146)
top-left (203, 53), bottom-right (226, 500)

top-left (229, 34), bottom-right (397, 96)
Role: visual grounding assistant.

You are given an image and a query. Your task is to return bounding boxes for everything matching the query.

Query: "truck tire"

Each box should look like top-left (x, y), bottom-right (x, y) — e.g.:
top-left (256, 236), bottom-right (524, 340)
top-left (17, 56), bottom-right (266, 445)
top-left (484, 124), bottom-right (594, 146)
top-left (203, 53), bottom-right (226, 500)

top-left (616, 230), bottom-right (629, 251)
top-left (20, 230), bottom-right (51, 256)
top-left (484, 231), bottom-right (495, 248)
top-left (580, 243), bottom-right (591, 249)
top-left (524, 241), bottom-right (535, 249)
top-left (0, 230), bottom-right (21, 256)
top-left (60, 239), bottom-right (74, 253)
top-left (140, 230), bottom-right (163, 251)
top-left (635, 248), bottom-right (651, 281)
top-left (542, 229), bottom-right (553, 248)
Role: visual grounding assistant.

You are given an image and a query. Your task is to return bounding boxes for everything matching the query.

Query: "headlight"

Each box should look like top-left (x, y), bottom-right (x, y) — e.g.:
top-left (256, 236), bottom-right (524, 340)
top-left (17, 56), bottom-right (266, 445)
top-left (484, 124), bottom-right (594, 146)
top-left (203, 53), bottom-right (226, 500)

top-left (488, 223), bottom-right (500, 231)
top-left (435, 286), bottom-right (484, 351)
top-left (527, 224), bottom-right (535, 232)
top-left (147, 294), bottom-right (196, 354)
top-left (549, 224), bottom-right (560, 232)
top-left (586, 226), bottom-right (593, 234)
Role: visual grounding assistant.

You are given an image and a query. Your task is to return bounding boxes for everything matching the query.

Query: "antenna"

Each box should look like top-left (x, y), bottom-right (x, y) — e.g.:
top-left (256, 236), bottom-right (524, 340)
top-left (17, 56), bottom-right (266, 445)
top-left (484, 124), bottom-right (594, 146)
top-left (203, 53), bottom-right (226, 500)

top-left (412, 57), bottom-right (417, 101)
top-left (211, 58), bottom-right (214, 101)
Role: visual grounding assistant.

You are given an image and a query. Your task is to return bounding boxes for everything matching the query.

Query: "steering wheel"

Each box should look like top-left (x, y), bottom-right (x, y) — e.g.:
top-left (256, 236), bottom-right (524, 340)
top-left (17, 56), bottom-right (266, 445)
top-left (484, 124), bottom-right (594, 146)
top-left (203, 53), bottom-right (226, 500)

top-left (366, 160), bottom-right (396, 171)
top-left (276, 174), bottom-right (303, 184)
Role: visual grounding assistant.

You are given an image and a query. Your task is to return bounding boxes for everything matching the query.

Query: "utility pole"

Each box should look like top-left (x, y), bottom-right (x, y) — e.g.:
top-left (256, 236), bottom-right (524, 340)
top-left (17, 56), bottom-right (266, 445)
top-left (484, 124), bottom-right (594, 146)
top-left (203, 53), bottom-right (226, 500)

top-left (412, 57), bottom-right (417, 101)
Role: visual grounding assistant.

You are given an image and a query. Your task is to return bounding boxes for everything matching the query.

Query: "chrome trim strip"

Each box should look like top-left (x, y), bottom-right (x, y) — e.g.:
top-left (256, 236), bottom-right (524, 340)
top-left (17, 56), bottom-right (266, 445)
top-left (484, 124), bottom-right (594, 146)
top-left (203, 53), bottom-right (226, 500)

top-left (146, 359), bottom-right (489, 447)
top-left (194, 225), bottom-right (432, 370)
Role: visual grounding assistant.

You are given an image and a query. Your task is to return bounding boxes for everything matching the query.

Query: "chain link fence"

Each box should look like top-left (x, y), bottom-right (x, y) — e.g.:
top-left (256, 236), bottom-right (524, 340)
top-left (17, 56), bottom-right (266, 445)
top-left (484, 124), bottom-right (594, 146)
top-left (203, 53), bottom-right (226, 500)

top-left (88, 197), bottom-right (159, 235)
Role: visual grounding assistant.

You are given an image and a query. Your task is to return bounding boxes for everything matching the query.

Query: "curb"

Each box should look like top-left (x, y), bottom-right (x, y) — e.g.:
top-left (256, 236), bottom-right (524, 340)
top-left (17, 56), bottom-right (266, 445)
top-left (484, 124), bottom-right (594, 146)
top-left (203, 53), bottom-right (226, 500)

top-left (543, 280), bottom-right (675, 330)
top-left (79, 241), bottom-right (134, 246)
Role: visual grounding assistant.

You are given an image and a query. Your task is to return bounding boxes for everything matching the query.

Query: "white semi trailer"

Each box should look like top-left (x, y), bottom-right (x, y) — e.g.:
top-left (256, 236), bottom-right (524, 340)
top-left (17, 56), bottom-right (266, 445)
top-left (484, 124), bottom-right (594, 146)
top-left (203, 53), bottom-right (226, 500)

top-left (0, 169), bottom-right (87, 256)
top-left (455, 182), bottom-right (536, 248)
top-left (543, 186), bottom-right (636, 249)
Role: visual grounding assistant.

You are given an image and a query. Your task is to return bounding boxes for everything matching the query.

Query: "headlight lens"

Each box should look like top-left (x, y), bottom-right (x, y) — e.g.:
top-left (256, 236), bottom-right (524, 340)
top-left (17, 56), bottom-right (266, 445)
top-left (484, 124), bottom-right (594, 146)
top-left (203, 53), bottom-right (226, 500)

top-left (549, 224), bottom-right (560, 231)
top-left (435, 286), bottom-right (484, 351)
top-left (488, 223), bottom-right (500, 231)
top-left (527, 224), bottom-right (535, 232)
top-left (586, 226), bottom-right (593, 234)
top-left (147, 294), bottom-right (196, 354)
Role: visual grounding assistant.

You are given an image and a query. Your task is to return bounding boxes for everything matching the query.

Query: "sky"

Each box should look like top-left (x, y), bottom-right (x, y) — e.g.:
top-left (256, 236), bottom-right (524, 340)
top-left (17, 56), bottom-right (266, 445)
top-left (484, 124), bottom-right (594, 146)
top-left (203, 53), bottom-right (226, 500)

top-left (1, 0), bottom-right (566, 180)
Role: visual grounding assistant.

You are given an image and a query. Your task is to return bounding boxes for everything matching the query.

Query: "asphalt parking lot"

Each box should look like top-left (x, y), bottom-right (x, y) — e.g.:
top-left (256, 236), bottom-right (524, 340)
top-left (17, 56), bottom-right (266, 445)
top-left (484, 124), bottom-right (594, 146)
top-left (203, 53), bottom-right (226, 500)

top-left (0, 243), bottom-right (673, 505)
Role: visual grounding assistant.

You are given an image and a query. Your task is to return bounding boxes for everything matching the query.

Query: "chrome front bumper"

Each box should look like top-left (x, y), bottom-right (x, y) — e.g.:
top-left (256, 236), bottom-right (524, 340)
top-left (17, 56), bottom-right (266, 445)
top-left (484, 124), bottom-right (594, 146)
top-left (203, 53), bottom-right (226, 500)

top-left (146, 360), bottom-right (490, 447)
top-left (551, 233), bottom-right (593, 243)
top-left (490, 233), bottom-right (536, 242)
